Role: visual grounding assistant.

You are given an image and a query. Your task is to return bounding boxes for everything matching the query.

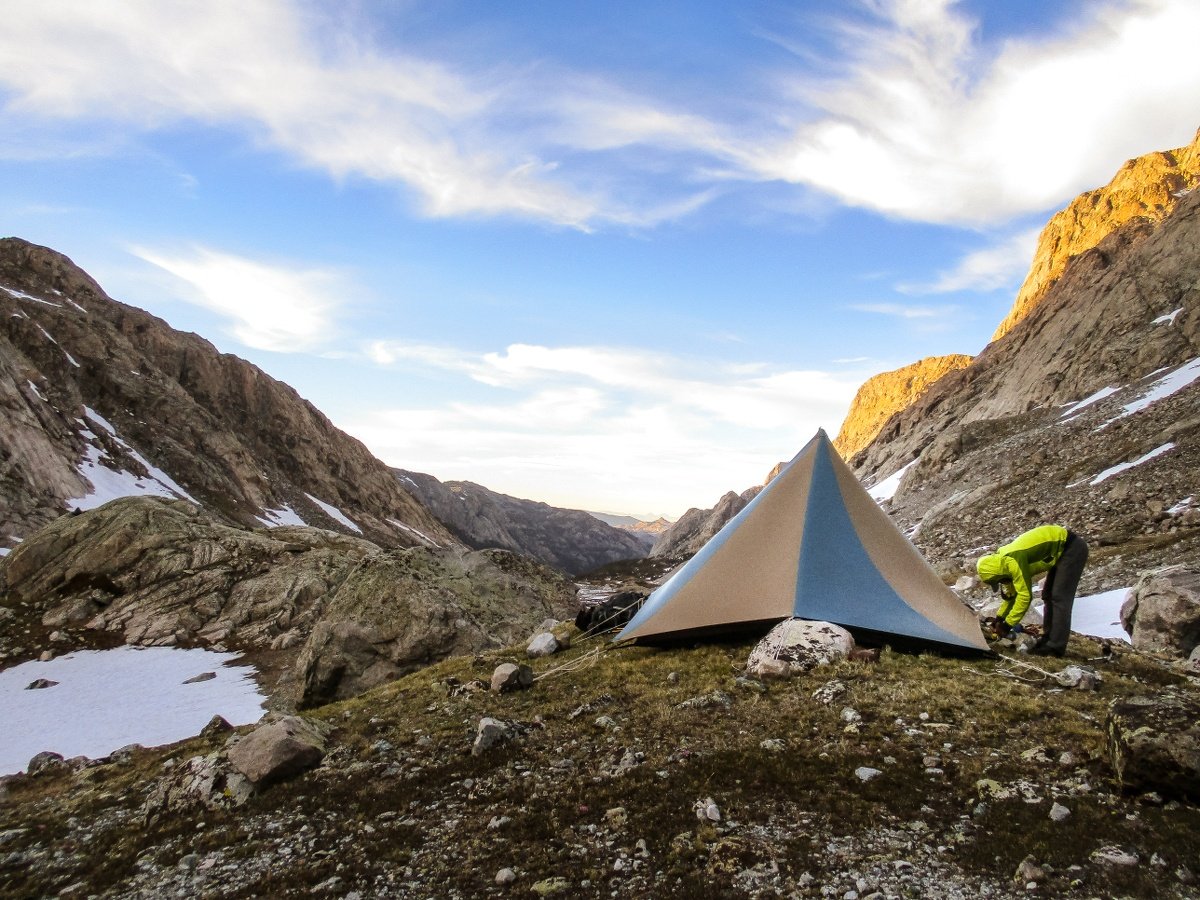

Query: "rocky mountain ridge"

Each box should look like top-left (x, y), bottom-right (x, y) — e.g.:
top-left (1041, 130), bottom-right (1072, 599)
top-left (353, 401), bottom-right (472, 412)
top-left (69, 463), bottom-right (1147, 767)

top-left (394, 470), bottom-right (647, 576)
top-left (993, 129), bottom-right (1200, 341)
top-left (0, 238), bottom-right (453, 552)
top-left (833, 354), bottom-right (973, 460)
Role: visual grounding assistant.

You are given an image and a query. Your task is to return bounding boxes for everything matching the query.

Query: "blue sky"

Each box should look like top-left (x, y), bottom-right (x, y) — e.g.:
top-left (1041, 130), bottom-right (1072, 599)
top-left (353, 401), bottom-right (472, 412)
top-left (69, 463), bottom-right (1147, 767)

top-left (3, 0), bottom-right (1199, 519)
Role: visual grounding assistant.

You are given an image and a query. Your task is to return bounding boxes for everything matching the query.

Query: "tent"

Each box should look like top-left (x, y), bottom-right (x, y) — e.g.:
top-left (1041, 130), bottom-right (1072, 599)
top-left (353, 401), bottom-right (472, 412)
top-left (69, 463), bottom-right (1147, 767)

top-left (616, 429), bottom-right (990, 653)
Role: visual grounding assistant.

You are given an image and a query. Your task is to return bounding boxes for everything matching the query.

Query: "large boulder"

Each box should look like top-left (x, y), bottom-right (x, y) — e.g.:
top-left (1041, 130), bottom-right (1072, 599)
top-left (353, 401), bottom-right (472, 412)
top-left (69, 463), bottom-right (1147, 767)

top-left (745, 619), bottom-right (855, 678)
top-left (226, 716), bottom-right (328, 787)
top-left (1120, 566), bottom-right (1200, 658)
top-left (1106, 693), bottom-right (1200, 800)
top-left (295, 547), bottom-right (575, 706)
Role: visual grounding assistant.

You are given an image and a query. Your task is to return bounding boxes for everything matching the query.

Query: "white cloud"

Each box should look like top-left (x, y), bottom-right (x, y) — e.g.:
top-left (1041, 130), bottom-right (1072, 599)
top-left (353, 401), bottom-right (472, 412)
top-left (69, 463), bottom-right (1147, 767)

top-left (748, 0), bottom-right (1200, 224)
top-left (900, 227), bottom-right (1041, 294)
top-left (353, 340), bottom-right (862, 515)
top-left (3, 1), bottom-right (1195, 230)
top-left (134, 246), bottom-right (345, 352)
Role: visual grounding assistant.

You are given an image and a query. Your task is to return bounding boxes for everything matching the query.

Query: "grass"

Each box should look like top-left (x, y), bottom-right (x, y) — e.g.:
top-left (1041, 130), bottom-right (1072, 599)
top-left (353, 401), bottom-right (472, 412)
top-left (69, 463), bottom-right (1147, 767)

top-left (2, 626), bottom-right (1198, 898)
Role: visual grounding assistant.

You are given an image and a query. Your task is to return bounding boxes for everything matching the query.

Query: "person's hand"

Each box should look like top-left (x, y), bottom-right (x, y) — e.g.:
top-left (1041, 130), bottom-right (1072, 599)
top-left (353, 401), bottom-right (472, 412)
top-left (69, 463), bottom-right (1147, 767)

top-left (995, 620), bottom-right (1011, 639)
top-left (1009, 623), bottom-right (1024, 635)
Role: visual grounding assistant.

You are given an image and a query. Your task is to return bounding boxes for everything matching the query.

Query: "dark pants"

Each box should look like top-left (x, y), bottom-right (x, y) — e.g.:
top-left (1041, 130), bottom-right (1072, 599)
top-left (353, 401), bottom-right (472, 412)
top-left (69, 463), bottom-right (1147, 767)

top-left (1040, 531), bottom-right (1089, 652)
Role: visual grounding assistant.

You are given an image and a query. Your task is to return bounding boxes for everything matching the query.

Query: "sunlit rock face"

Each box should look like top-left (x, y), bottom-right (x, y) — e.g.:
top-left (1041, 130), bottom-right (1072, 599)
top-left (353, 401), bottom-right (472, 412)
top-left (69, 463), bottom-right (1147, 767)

top-left (833, 354), bottom-right (973, 460)
top-left (993, 128), bottom-right (1200, 342)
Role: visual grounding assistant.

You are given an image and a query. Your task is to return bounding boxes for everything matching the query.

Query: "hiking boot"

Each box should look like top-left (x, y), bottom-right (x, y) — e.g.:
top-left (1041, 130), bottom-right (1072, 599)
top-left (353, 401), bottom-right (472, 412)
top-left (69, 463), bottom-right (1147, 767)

top-left (1030, 645), bottom-right (1064, 658)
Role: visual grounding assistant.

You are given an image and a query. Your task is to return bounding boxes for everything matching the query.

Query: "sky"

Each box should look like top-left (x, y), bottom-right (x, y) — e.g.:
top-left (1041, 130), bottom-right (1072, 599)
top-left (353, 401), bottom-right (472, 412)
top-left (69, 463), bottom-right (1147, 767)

top-left (2, 1), bottom-right (1199, 520)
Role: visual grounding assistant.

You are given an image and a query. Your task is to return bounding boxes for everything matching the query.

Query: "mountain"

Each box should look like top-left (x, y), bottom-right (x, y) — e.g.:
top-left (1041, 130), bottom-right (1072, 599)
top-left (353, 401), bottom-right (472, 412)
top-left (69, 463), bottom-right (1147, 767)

top-left (394, 470), bottom-right (647, 575)
top-left (655, 132), bottom-right (1200, 591)
top-left (992, 130), bottom-right (1200, 341)
top-left (833, 354), bottom-right (973, 460)
top-left (0, 238), bottom-right (453, 553)
top-left (650, 485), bottom-right (764, 559)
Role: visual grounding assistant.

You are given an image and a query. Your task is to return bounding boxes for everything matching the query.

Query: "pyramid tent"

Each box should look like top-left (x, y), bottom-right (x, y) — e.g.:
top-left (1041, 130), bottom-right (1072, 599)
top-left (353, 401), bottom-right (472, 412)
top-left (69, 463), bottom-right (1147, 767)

top-left (617, 429), bottom-right (989, 653)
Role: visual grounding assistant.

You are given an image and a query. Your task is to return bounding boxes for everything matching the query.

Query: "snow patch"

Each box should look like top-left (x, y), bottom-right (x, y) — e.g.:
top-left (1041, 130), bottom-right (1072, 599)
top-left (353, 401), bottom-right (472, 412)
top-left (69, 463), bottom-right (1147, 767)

top-left (67, 409), bottom-right (198, 510)
top-left (0, 548), bottom-right (9, 558)
top-left (1073, 442), bottom-right (1176, 487)
top-left (1169, 496), bottom-right (1195, 515)
top-left (34, 323), bottom-right (80, 367)
top-left (868, 459), bottom-right (917, 503)
top-left (25, 380), bottom-right (47, 402)
top-left (304, 493), bottom-right (362, 533)
top-left (1152, 307), bottom-right (1184, 326)
top-left (256, 504), bottom-right (308, 528)
top-left (1099, 357), bottom-right (1200, 428)
top-left (2, 284), bottom-right (62, 307)
top-left (1056, 587), bottom-right (1130, 641)
top-left (0, 646), bottom-right (266, 775)
top-left (386, 517), bottom-right (439, 547)
top-left (1058, 386), bottom-right (1120, 423)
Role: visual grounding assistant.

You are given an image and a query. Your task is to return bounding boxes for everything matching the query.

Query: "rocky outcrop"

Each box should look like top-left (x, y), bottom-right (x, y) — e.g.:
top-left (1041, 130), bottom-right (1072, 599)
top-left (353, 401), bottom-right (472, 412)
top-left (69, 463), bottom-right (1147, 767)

top-left (1106, 693), bottom-right (1200, 800)
top-left (394, 470), bottom-right (646, 575)
top-left (833, 355), bottom-right (973, 459)
top-left (994, 129), bottom-right (1200, 341)
top-left (649, 486), bottom-right (761, 559)
top-left (1120, 566), bottom-right (1200, 659)
top-left (0, 496), bottom-right (576, 705)
top-left (226, 716), bottom-right (329, 786)
top-left (295, 545), bottom-right (575, 706)
top-left (0, 237), bottom-right (453, 551)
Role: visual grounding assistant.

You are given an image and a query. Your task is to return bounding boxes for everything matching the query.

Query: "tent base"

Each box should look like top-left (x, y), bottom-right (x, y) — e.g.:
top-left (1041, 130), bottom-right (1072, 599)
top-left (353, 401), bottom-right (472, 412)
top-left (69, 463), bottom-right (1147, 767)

top-left (620, 616), bottom-right (995, 659)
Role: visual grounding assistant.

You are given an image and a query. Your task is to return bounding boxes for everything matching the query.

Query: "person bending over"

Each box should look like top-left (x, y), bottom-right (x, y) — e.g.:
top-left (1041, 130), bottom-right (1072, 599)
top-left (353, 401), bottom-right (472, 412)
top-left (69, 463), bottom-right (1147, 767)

top-left (976, 524), bottom-right (1089, 657)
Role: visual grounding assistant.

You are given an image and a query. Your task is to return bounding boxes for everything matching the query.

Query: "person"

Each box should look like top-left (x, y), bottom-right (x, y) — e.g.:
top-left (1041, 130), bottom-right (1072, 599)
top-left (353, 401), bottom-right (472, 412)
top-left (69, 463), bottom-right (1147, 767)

top-left (976, 524), bottom-right (1089, 657)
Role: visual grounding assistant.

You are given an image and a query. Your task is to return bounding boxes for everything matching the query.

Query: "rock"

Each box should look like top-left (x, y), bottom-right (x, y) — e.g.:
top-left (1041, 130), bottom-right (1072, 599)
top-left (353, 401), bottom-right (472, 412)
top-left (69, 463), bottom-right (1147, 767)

top-left (472, 717), bottom-right (513, 755)
top-left (200, 715), bottom-right (234, 738)
top-left (745, 619), bottom-right (855, 678)
top-left (490, 662), bottom-right (534, 693)
top-left (26, 751), bottom-right (67, 776)
top-left (694, 797), bottom-right (721, 822)
top-left (1090, 846), bottom-right (1140, 867)
top-left (604, 807), bottom-right (628, 830)
top-left (834, 355), bottom-right (974, 459)
top-left (1106, 693), bottom-right (1200, 800)
top-left (530, 877), bottom-right (570, 896)
top-left (855, 767), bottom-right (882, 782)
top-left (226, 716), bottom-right (327, 786)
top-left (526, 632), bottom-right (559, 658)
top-left (144, 752), bottom-right (254, 814)
top-left (1121, 566), bottom-right (1200, 657)
top-left (182, 672), bottom-right (216, 684)
top-left (1014, 855), bottom-right (1046, 883)
top-left (1049, 802), bottom-right (1071, 822)
top-left (494, 867), bottom-right (516, 885)
top-left (296, 547), bottom-right (575, 706)
top-left (812, 679), bottom-right (848, 705)
top-left (25, 678), bottom-right (58, 690)
top-left (1055, 665), bottom-right (1101, 690)
top-left (38, 650), bottom-right (53, 662)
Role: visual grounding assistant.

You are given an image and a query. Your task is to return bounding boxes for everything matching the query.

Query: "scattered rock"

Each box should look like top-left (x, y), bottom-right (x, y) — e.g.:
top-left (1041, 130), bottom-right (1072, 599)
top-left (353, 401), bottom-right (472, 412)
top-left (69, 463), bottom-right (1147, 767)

top-left (1014, 855), bottom-right (1046, 883)
top-left (855, 767), bottom-right (882, 782)
top-left (694, 797), bottom-right (721, 822)
top-left (1049, 802), bottom-right (1071, 822)
top-left (495, 867), bottom-right (516, 885)
top-left (1055, 665), bottom-right (1101, 690)
top-left (182, 672), bottom-right (217, 684)
top-left (530, 876), bottom-right (570, 895)
top-left (1091, 846), bottom-right (1140, 867)
top-left (200, 715), bottom-right (234, 738)
top-left (25, 678), bottom-right (58, 690)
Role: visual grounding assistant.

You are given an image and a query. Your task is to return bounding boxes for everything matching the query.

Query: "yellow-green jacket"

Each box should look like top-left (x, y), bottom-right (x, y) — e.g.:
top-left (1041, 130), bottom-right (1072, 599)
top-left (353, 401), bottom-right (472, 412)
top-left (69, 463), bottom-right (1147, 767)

top-left (976, 524), bottom-right (1069, 626)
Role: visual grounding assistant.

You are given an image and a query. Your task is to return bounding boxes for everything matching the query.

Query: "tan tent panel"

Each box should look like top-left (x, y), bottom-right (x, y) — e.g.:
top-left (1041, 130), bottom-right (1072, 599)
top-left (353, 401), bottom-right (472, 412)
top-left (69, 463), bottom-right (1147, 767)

top-left (617, 430), bottom-right (989, 653)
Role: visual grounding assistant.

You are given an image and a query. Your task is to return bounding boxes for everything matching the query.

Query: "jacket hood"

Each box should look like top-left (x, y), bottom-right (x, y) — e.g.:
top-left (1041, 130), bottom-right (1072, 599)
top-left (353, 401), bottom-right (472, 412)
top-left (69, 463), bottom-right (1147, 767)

top-left (976, 554), bottom-right (1006, 586)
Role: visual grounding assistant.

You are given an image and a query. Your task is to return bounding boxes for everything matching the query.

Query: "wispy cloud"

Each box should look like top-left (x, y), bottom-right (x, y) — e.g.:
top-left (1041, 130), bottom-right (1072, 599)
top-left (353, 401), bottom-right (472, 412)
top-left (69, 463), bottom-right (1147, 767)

top-left (134, 245), bottom-right (347, 352)
top-left (748, 0), bottom-right (1200, 224)
top-left (2, 1), bottom-right (1196, 230)
top-left (899, 227), bottom-right (1041, 294)
top-left (355, 340), bottom-right (862, 514)
top-left (849, 303), bottom-right (946, 319)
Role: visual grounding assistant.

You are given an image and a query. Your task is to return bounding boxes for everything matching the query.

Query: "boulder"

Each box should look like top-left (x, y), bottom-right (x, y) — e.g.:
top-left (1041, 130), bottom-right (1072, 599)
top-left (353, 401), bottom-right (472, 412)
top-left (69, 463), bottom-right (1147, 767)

top-left (1106, 693), bottom-right (1200, 800)
top-left (472, 717), bottom-right (513, 755)
top-left (26, 751), bottom-right (67, 776)
top-left (526, 632), bottom-right (559, 657)
top-left (745, 619), bottom-right (855, 678)
top-left (1120, 566), bottom-right (1200, 658)
top-left (226, 716), bottom-right (328, 787)
top-left (144, 752), bottom-right (254, 816)
top-left (491, 663), bottom-right (534, 693)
